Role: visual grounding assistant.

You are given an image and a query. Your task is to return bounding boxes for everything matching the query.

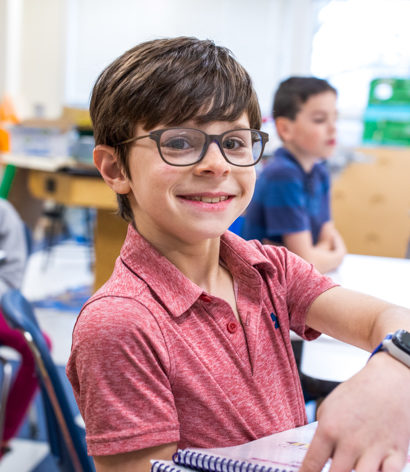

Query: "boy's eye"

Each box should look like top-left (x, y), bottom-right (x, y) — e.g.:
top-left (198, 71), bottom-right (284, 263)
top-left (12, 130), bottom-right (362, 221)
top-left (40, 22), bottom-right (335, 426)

top-left (162, 137), bottom-right (193, 150)
top-left (222, 137), bottom-right (246, 151)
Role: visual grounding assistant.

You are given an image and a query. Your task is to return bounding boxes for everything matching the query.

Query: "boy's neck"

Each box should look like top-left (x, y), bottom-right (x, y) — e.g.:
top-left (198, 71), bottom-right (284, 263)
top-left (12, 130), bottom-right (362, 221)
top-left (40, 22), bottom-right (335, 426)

top-left (145, 232), bottom-right (223, 292)
top-left (141, 230), bottom-right (239, 320)
top-left (282, 143), bottom-right (321, 173)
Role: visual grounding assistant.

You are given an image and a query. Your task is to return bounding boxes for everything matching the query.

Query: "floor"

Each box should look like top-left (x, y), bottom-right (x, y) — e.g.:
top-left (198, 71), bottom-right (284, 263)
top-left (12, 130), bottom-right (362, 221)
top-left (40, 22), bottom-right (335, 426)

top-left (0, 240), bottom-right (93, 471)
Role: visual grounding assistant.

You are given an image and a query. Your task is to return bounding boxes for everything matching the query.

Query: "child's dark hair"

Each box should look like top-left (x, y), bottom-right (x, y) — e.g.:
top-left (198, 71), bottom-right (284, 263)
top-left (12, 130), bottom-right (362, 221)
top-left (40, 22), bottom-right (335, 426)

top-left (272, 76), bottom-right (337, 120)
top-left (90, 36), bottom-right (261, 223)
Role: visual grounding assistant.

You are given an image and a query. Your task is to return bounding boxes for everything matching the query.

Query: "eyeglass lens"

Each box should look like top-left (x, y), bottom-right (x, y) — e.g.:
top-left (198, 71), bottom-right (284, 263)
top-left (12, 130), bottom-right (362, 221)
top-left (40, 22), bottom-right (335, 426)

top-left (158, 129), bottom-right (263, 166)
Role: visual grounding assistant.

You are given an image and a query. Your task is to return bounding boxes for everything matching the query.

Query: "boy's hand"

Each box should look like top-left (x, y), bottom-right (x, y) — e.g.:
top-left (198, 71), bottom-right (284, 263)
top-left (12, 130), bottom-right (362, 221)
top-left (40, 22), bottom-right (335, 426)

top-left (300, 352), bottom-right (410, 472)
top-left (329, 231), bottom-right (347, 270)
top-left (330, 229), bottom-right (347, 256)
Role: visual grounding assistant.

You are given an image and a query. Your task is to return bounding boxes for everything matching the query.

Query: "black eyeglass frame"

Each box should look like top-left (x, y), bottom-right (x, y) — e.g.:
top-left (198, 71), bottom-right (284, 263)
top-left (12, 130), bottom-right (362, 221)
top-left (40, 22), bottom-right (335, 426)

top-left (114, 127), bottom-right (269, 167)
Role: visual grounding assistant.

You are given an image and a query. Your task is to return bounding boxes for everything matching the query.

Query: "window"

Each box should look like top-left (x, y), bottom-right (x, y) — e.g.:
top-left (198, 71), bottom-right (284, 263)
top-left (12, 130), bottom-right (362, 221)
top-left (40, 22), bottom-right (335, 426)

top-left (311, 0), bottom-right (410, 146)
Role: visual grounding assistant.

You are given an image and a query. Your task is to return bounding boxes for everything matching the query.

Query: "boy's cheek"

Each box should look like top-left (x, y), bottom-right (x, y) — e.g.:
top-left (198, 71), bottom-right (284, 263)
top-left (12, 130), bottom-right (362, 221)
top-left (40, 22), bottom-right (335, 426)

top-left (248, 170), bottom-right (256, 193)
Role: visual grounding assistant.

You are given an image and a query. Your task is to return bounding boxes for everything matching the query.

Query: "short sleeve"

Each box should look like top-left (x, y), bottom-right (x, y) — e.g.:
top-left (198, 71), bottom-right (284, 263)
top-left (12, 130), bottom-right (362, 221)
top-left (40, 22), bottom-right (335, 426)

top-left (257, 243), bottom-right (338, 340)
top-left (66, 296), bottom-right (180, 456)
top-left (283, 249), bottom-right (337, 339)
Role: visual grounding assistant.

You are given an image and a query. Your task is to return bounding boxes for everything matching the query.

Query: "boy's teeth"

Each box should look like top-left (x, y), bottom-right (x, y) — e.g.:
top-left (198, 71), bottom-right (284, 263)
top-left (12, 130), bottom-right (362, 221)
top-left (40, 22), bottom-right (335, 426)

top-left (190, 196), bottom-right (228, 203)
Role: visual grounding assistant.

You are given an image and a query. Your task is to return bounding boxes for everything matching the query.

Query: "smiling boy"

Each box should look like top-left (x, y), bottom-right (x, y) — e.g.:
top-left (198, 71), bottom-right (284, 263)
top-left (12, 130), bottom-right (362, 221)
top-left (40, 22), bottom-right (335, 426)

top-left (243, 77), bottom-right (346, 273)
top-left (66, 38), bottom-right (410, 472)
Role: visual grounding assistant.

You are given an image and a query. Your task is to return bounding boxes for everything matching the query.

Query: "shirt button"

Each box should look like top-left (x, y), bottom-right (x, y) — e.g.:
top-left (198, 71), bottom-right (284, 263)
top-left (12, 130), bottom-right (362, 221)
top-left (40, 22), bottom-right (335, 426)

top-left (227, 321), bottom-right (238, 334)
top-left (199, 294), bottom-right (212, 303)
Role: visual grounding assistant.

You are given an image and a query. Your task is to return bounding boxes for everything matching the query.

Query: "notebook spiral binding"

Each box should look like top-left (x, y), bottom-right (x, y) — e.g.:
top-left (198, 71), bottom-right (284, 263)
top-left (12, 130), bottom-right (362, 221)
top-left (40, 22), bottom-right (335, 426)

top-left (173, 449), bottom-right (294, 472)
top-left (151, 460), bottom-right (183, 472)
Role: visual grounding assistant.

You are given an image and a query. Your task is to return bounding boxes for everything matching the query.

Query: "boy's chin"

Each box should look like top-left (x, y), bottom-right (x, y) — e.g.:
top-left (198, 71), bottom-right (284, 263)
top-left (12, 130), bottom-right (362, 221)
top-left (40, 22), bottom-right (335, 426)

top-left (187, 223), bottom-right (231, 242)
top-left (321, 150), bottom-right (335, 159)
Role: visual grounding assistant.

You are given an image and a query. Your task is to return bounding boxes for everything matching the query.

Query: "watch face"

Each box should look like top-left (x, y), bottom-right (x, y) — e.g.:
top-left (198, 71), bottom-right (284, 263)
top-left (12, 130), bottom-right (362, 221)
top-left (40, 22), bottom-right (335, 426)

top-left (393, 330), bottom-right (410, 355)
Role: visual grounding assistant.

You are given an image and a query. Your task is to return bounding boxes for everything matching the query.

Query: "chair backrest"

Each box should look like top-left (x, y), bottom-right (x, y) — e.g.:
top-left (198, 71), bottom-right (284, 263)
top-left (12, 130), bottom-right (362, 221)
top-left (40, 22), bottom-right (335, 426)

top-left (0, 356), bottom-right (13, 442)
top-left (23, 223), bottom-right (34, 257)
top-left (0, 289), bottom-right (95, 472)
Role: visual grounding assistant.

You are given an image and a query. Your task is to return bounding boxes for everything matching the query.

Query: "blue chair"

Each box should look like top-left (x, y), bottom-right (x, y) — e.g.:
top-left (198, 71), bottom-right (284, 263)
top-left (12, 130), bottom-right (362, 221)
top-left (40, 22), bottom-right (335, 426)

top-left (0, 354), bottom-right (13, 444)
top-left (1, 289), bottom-right (94, 472)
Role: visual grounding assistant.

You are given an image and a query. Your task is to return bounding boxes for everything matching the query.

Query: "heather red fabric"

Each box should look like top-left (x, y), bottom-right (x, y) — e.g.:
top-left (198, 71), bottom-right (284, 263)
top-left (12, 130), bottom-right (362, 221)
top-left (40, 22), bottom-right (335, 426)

top-left (67, 226), bottom-right (336, 456)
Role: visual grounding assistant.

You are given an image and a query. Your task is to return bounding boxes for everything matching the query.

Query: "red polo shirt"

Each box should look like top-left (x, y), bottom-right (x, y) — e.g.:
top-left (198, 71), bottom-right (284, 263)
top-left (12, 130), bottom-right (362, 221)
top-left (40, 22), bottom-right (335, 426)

top-left (66, 226), bottom-right (336, 456)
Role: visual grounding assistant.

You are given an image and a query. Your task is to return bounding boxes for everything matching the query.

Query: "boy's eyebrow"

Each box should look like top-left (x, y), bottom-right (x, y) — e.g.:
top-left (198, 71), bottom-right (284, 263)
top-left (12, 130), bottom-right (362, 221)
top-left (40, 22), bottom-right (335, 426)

top-left (180, 122), bottom-right (251, 131)
top-left (309, 110), bottom-right (336, 116)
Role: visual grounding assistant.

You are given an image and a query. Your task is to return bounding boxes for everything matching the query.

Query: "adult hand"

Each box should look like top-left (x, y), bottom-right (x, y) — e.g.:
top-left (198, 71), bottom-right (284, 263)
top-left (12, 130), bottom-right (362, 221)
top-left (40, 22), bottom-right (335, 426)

top-left (300, 352), bottom-right (410, 472)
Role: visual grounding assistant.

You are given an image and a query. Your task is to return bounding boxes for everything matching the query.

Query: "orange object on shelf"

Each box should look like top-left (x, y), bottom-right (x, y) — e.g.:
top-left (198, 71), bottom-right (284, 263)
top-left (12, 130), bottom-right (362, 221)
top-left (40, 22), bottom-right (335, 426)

top-left (0, 127), bottom-right (10, 152)
top-left (0, 95), bottom-right (19, 152)
top-left (0, 95), bottom-right (19, 124)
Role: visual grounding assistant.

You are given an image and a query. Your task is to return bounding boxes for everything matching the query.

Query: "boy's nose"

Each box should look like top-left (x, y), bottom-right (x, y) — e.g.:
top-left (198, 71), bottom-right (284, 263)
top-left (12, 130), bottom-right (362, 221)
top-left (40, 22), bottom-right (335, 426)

top-left (194, 141), bottom-right (230, 176)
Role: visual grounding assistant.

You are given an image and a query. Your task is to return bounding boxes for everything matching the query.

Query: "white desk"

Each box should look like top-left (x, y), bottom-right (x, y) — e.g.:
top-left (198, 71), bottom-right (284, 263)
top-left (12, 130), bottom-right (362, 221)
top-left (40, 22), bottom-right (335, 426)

top-left (328, 254), bottom-right (410, 308)
top-left (301, 254), bottom-right (410, 383)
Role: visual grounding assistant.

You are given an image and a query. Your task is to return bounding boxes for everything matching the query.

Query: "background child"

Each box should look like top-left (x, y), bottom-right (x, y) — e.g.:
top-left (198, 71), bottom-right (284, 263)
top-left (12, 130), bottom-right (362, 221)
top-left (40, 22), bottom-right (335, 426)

top-left (242, 77), bottom-right (346, 273)
top-left (66, 38), bottom-right (410, 472)
top-left (0, 198), bottom-right (51, 456)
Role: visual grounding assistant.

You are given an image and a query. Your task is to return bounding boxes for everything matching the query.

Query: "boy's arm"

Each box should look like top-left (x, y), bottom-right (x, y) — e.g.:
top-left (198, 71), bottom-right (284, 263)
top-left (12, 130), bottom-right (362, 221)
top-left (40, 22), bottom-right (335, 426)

top-left (93, 442), bottom-right (177, 472)
top-left (300, 286), bottom-right (410, 472)
top-left (282, 222), bottom-right (346, 273)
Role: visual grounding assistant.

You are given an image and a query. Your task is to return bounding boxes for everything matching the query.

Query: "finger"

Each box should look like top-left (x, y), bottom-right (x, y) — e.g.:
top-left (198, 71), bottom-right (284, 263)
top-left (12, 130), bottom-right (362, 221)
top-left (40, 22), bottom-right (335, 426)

top-left (354, 448), bottom-right (384, 472)
top-left (328, 443), bottom-right (357, 472)
top-left (299, 430), bottom-right (334, 472)
top-left (381, 450), bottom-right (407, 472)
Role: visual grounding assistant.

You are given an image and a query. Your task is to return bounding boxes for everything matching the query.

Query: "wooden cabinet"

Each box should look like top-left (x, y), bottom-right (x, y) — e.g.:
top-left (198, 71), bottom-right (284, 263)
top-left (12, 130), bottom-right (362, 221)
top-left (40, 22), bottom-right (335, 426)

top-left (332, 147), bottom-right (410, 258)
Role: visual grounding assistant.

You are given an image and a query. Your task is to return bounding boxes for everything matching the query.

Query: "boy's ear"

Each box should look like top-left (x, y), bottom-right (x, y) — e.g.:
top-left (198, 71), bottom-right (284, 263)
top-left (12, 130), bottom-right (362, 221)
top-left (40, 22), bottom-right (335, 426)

top-left (93, 145), bottom-right (131, 195)
top-left (275, 117), bottom-right (294, 142)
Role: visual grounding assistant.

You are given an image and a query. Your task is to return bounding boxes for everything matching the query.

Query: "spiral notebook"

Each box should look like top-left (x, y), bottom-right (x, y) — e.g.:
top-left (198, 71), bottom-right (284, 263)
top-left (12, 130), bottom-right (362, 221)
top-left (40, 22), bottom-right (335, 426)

top-left (151, 422), bottom-right (316, 472)
top-left (151, 421), bottom-right (410, 472)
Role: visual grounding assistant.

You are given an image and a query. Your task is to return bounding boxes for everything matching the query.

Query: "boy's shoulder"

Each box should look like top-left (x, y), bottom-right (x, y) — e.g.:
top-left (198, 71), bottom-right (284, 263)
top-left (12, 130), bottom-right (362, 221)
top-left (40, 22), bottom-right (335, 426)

top-left (261, 147), bottom-right (303, 181)
top-left (222, 231), bottom-right (300, 276)
top-left (77, 258), bottom-right (154, 323)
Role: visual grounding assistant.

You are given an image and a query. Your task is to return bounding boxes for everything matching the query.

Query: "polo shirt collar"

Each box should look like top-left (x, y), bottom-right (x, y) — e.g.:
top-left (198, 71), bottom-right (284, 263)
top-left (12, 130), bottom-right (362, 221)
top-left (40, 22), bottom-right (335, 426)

top-left (120, 225), bottom-right (275, 317)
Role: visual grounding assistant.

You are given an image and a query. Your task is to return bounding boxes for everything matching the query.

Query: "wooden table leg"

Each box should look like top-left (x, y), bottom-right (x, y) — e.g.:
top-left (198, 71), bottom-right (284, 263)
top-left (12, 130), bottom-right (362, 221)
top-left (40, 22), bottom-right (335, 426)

top-left (93, 209), bottom-right (128, 292)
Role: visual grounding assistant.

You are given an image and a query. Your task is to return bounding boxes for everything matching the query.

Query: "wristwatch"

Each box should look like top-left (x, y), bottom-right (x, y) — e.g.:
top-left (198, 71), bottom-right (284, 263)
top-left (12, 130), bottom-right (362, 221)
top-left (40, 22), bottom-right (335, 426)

top-left (369, 329), bottom-right (410, 368)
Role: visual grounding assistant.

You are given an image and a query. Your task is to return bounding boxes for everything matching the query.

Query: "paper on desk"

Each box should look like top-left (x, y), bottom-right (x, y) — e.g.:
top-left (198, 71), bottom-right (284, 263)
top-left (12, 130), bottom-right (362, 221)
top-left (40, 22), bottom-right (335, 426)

top-left (173, 422), bottom-right (410, 472)
top-left (182, 422), bottom-right (316, 470)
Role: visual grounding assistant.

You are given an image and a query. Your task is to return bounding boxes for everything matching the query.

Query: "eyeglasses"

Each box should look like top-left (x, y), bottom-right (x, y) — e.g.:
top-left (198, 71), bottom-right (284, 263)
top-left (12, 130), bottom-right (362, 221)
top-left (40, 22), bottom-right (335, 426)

top-left (114, 127), bottom-right (269, 167)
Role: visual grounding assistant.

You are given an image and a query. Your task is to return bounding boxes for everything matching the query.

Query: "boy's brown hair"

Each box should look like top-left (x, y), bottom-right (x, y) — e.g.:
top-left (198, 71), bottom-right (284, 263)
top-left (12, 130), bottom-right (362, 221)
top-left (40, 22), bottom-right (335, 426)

top-left (272, 76), bottom-right (337, 121)
top-left (90, 36), bottom-right (262, 222)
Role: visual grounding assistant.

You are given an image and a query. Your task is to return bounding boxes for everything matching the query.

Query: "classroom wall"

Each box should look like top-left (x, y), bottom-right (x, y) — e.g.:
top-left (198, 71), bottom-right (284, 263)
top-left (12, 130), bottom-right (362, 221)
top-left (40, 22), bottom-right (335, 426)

top-left (64, 0), bottom-right (317, 118)
top-left (19, 0), bottom-right (67, 118)
top-left (0, 0), bottom-right (22, 100)
top-left (1, 0), bottom-right (319, 120)
top-left (0, 0), bottom-right (7, 96)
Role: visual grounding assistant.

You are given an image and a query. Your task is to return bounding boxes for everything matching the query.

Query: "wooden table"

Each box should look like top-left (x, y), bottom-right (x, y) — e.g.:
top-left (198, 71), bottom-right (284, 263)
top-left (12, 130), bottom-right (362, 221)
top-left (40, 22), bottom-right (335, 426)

top-left (1, 153), bottom-right (128, 291)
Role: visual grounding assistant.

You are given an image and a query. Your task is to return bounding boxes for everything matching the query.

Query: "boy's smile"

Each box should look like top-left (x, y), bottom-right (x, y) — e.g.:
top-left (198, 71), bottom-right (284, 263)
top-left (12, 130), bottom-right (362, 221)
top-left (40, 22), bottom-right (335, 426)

top-left (178, 193), bottom-right (233, 209)
top-left (125, 113), bottom-right (256, 248)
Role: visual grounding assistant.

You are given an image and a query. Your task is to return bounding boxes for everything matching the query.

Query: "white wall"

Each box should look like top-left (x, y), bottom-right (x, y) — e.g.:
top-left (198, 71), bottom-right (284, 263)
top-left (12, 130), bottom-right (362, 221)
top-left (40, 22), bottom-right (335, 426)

top-left (0, 0), bottom-right (7, 96)
top-left (0, 0), bottom-right (23, 101)
top-left (19, 0), bottom-right (67, 118)
top-left (1, 0), bottom-right (319, 120)
top-left (65, 0), bottom-right (318, 118)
